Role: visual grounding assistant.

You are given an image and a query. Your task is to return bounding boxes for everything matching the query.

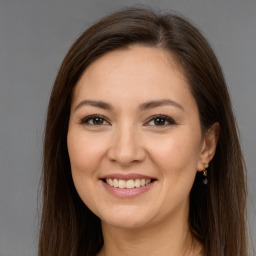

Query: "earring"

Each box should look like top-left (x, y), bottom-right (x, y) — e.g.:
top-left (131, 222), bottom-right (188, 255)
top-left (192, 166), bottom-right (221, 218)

top-left (202, 169), bottom-right (208, 185)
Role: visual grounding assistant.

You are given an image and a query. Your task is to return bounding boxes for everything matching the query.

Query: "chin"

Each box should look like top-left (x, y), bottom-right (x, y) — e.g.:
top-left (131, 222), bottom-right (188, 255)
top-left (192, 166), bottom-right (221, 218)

top-left (98, 207), bottom-right (155, 230)
top-left (103, 216), bottom-right (150, 230)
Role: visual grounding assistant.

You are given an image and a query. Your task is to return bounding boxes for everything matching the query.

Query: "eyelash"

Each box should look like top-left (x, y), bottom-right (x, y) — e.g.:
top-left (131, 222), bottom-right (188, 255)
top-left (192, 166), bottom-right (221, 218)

top-left (80, 114), bottom-right (176, 127)
top-left (145, 114), bottom-right (176, 127)
top-left (80, 114), bottom-right (110, 126)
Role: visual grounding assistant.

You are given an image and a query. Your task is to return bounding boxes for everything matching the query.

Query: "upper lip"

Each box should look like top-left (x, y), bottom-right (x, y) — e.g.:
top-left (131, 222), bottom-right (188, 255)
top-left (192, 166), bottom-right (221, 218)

top-left (100, 173), bottom-right (157, 180)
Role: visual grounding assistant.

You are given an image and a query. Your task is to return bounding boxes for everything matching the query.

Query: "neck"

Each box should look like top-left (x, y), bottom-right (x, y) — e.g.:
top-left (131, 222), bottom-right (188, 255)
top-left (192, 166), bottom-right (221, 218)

top-left (98, 209), bottom-right (202, 256)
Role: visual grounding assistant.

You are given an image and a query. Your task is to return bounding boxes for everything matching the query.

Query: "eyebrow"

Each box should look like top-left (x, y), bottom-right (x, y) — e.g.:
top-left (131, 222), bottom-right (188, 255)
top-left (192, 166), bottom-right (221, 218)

top-left (74, 99), bottom-right (184, 112)
top-left (139, 99), bottom-right (184, 111)
top-left (74, 100), bottom-right (113, 111)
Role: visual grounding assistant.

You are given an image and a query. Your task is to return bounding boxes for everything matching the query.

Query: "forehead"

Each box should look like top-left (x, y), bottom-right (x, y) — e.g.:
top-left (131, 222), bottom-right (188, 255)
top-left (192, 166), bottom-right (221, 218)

top-left (81, 45), bottom-right (184, 81)
top-left (71, 45), bottom-right (195, 111)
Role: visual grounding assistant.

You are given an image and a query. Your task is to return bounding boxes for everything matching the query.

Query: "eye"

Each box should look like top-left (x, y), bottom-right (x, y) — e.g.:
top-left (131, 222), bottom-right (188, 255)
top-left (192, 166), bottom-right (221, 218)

top-left (80, 115), bottom-right (110, 126)
top-left (145, 115), bottom-right (176, 127)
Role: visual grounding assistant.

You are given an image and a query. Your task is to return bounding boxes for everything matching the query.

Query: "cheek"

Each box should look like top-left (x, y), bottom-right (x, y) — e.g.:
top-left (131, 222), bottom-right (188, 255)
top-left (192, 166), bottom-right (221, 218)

top-left (67, 131), bottom-right (107, 175)
top-left (67, 130), bottom-right (106, 211)
top-left (148, 130), bottom-right (201, 179)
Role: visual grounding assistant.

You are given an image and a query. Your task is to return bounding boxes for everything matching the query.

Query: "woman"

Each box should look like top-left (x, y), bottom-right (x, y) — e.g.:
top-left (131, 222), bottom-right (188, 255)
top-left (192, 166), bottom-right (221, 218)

top-left (39, 7), bottom-right (248, 256)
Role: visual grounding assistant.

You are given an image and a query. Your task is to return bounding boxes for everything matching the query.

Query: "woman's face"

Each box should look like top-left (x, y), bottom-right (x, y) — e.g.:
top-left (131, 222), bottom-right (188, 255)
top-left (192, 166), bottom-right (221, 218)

top-left (67, 45), bottom-right (211, 229)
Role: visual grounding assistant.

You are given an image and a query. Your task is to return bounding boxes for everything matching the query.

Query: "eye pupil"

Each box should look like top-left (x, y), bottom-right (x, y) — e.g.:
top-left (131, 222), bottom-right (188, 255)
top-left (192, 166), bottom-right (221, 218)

top-left (154, 118), bottom-right (165, 126)
top-left (93, 117), bottom-right (104, 125)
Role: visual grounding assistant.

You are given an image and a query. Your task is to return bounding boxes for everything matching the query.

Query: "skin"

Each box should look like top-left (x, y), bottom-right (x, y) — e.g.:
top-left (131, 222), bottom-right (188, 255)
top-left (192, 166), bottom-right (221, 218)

top-left (67, 45), bottom-right (219, 256)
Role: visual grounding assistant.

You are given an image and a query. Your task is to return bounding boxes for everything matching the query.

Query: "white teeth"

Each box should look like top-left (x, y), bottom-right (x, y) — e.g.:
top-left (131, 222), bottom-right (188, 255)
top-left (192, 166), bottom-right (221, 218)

top-left (134, 179), bottom-right (140, 187)
top-left (118, 179), bottom-right (126, 188)
top-left (107, 178), bottom-right (113, 186)
top-left (105, 178), bottom-right (152, 188)
top-left (113, 178), bottom-right (118, 188)
top-left (126, 179), bottom-right (135, 188)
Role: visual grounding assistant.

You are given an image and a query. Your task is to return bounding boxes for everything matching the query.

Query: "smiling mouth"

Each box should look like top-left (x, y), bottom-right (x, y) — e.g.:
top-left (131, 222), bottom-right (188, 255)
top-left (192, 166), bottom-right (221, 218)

top-left (103, 178), bottom-right (156, 189)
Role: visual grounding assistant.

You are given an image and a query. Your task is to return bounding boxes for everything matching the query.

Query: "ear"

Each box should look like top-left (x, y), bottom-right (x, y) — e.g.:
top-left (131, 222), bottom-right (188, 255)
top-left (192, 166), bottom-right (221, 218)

top-left (197, 123), bottom-right (220, 172)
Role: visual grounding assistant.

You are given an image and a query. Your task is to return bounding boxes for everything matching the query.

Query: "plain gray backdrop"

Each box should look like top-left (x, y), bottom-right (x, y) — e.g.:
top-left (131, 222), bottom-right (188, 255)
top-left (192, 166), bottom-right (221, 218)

top-left (0, 0), bottom-right (255, 255)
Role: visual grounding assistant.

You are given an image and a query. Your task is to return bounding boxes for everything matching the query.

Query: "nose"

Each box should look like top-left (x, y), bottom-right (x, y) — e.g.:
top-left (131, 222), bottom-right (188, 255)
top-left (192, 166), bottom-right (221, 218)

top-left (107, 122), bottom-right (146, 166)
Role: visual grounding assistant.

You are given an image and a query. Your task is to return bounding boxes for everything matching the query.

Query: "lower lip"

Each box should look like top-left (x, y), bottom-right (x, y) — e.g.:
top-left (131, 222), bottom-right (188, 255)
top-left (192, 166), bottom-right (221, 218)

top-left (101, 180), bottom-right (156, 198)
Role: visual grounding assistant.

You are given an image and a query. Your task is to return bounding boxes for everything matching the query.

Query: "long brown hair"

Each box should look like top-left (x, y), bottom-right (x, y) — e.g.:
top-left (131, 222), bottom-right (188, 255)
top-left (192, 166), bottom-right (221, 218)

top-left (39, 7), bottom-right (248, 256)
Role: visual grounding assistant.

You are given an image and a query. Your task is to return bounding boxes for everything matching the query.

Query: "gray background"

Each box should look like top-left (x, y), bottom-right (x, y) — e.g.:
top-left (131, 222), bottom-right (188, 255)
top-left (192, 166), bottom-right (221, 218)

top-left (0, 0), bottom-right (255, 255)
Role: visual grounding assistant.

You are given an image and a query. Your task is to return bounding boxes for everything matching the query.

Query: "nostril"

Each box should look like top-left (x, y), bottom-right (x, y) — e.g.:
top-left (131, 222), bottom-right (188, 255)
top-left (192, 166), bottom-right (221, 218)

top-left (106, 134), bottom-right (146, 165)
top-left (107, 147), bottom-right (146, 166)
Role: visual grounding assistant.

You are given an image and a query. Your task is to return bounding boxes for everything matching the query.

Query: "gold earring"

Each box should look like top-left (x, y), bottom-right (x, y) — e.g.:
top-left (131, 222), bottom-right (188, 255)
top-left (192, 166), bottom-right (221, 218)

top-left (202, 169), bottom-right (208, 185)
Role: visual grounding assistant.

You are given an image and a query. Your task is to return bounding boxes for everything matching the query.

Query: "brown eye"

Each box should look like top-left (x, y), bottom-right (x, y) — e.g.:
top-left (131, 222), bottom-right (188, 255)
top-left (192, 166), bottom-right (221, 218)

top-left (92, 117), bottom-right (104, 125)
top-left (154, 118), bottom-right (167, 126)
top-left (81, 115), bottom-right (109, 126)
top-left (145, 115), bottom-right (176, 127)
